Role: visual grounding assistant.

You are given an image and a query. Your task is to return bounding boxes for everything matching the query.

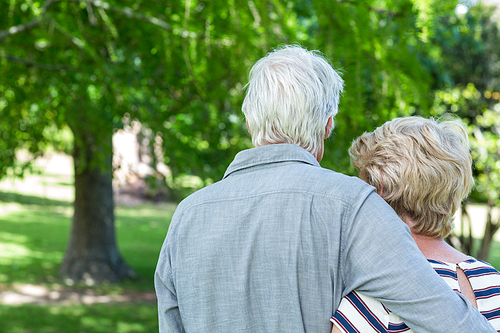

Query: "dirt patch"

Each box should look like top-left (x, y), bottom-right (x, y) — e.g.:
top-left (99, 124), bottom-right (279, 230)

top-left (0, 284), bottom-right (156, 306)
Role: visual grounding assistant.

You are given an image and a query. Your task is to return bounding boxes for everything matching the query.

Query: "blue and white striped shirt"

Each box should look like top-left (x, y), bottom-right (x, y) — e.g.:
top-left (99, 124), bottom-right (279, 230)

top-left (332, 258), bottom-right (500, 332)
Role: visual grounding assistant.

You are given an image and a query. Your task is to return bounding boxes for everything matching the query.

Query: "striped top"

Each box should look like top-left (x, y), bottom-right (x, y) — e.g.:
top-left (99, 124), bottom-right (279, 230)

top-left (332, 258), bottom-right (500, 332)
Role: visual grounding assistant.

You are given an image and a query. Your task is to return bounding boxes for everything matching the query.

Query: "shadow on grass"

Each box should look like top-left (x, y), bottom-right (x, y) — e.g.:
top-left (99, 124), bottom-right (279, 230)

top-left (114, 204), bottom-right (174, 288)
top-left (40, 180), bottom-right (74, 187)
top-left (0, 209), bottom-right (70, 284)
top-left (0, 190), bottom-right (71, 207)
top-left (0, 303), bottom-right (158, 333)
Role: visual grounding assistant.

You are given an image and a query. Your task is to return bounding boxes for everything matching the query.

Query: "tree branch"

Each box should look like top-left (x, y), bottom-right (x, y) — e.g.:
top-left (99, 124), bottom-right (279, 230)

top-left (2, 54), bottom-right (70, 70)
top-left (70, 0), bottom-right (172, 31)
top-left (0, 17), bottom-right (42, 40)
top-left (0, 0), bottom-right (172, 42)
top-left (0, 0), bottom-right (58, 40)
top-left (338, 0), bottom-right (402, 17)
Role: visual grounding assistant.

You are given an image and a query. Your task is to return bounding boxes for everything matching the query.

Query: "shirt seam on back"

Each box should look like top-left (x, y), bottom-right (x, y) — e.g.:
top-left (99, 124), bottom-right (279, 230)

top-left (224, 158), bottom-right (318, 179)
top-left (179, 189), bottom-right (353, 212)
top-left (339, 198), bottom-right (352, 293)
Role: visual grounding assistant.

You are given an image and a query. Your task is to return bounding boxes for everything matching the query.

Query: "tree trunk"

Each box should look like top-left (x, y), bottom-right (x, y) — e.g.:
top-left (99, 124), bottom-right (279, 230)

top-left (60, 129), bottom-right (135, 284)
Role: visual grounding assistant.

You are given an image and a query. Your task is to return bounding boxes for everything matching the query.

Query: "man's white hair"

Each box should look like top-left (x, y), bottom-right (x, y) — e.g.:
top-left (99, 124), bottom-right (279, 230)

top-left (242, 45), bottom-right (344, 156)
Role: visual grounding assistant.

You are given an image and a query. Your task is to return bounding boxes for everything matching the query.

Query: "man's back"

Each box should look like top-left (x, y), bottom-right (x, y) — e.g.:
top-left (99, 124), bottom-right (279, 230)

top-left (155, 144), bottom-right (492, 332)
top-left (158, 144), bottom-right (354, 332)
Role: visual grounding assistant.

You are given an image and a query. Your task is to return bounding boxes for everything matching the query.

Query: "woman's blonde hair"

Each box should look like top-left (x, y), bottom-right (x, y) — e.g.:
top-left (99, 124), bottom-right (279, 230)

top-left (349, 116), bottom-right (473, 238)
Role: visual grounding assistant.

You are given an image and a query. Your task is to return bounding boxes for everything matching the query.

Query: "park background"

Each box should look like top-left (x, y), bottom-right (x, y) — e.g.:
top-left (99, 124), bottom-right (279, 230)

top-left (1, 0), bottom-right (500, 332)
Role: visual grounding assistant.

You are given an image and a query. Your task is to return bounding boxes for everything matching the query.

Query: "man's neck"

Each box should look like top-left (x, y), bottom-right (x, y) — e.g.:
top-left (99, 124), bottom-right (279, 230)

top-left (257, 142), bottom-right (324, 162)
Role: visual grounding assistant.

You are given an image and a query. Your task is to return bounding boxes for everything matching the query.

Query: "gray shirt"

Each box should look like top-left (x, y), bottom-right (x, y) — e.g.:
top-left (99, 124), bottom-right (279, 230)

top-left (155, 144), bottom-right (494, 332)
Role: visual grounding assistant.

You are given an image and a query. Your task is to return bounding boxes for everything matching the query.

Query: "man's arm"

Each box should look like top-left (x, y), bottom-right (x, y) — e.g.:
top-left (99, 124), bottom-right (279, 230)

top-left (341, 190), bottom-right (494, 333)
top-left (155, 242), bottom-right (185, 333)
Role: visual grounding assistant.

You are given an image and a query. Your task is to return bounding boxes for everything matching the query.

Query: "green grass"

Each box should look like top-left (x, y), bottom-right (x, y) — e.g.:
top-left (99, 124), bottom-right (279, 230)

top-left (0, 191), bottom-right (175, 286)
top-left (114, 203), bottom-right (176, 289)
top-left (0, 168), bottom-right (176, 332)
top-left (0, 304), bottom-right (158, 333)
top-left (484, 241), bottom-right (500, 269)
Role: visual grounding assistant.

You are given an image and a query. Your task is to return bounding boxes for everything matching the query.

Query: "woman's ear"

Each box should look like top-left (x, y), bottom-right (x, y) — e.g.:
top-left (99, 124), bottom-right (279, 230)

top-left (378, 186), bottom-right (384, 197)
top-left (377, 171), bottom-right (384, 196)
top-left (362, 170), bottom-right (384, 196)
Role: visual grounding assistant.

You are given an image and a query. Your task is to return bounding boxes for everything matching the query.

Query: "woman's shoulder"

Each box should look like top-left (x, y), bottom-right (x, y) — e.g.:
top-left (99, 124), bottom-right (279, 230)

top-left (426, 257), bottom-right (500, 278)
top-left (456, 257), bottom-right (500, 278)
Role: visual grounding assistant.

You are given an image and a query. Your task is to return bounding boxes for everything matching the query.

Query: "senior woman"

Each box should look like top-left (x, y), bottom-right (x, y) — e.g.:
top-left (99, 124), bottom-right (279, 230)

top-left (331, 116), bottom-right (500, 332)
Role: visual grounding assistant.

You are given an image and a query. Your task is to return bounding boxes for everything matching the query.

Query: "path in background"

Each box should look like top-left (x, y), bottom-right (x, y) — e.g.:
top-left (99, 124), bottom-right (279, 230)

top-left (0, 284), bottom-right (156, 306)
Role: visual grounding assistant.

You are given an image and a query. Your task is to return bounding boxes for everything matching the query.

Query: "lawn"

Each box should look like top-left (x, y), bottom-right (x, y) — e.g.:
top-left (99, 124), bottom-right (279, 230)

top-left (0, 304), bottom-right (159, 333)
top-left (0, 165), bottom-right (176, 333)
top-left (0, 192), bottom-right (175, 286)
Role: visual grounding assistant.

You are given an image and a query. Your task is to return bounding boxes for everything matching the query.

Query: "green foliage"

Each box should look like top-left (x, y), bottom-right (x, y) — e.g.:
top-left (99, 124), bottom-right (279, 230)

top-left (1, 0), bottom-right (460, 183)
top-left (428, 4), bottom-right (500, 259)
top-left (299, 0), bottom-right (457, 172)
top-left (432, 84), bottom-right (500, 206)
top-left (469, 109), bottom-right (500, 206)
top-left (0, 0), bottom-right (307, 180)
top-left (429, 4), bottom-right (500, 206)
top-left (430, 5), bottom-right (500, 90)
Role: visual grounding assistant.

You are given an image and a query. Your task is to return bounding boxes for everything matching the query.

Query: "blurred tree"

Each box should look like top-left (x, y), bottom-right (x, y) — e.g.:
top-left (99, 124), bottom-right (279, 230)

top-left (0, 0), bottom-right (458, 282)
top-left (0, 0), bottom-right (302, 283)
top-left (428, 5), bottom-right (500, 260)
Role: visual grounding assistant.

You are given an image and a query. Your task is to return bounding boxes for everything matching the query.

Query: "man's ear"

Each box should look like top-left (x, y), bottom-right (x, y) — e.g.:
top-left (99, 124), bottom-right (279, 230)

top-left (324, 116), bottom-right (333, 139)
top-left (246, 119), bottom-right (251, 134)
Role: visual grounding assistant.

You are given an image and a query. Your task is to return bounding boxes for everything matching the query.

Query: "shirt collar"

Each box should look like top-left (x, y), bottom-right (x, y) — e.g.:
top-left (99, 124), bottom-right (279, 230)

top-left (223, 144), bottom-right (320, 179)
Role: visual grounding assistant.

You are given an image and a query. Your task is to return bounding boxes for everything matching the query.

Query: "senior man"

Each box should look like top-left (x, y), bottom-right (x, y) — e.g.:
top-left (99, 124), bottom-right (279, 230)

top-left (155, 45), bottom-right (494, 332)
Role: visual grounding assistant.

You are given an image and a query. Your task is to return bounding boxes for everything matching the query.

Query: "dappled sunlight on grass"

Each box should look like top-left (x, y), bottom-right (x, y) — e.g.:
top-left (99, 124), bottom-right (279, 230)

top-left (0, 190), bottom-right (72, 208)
top-left (0, 304), bottom-right (158, 332)
top-left (0, 232), bottom-right (29, 243)
top-left (114, 203), bottom-right (175, 287)
top-left (0, 241), bottom-right (32, 262)
top-left (0, 202), bottom-right (23, 216)
top-left (0, 154), bottom-right (74, 203)
top-left (0, 159), bottom-right (171, 331)
top-left (0, 188), bottom-right (176, 286)
top-left (0, 207), bottom-right (69, 284)
top-left (0, 172), bottom-right (74, 203)
top-left (116, 202), bottom-right (177, 219)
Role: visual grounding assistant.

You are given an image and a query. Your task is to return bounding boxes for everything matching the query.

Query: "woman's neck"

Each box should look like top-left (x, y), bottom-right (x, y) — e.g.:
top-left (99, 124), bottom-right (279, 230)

top-left (408, 224), bottom-right (478, 308)
top-left (409, 229), bottom-right (470, 264)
